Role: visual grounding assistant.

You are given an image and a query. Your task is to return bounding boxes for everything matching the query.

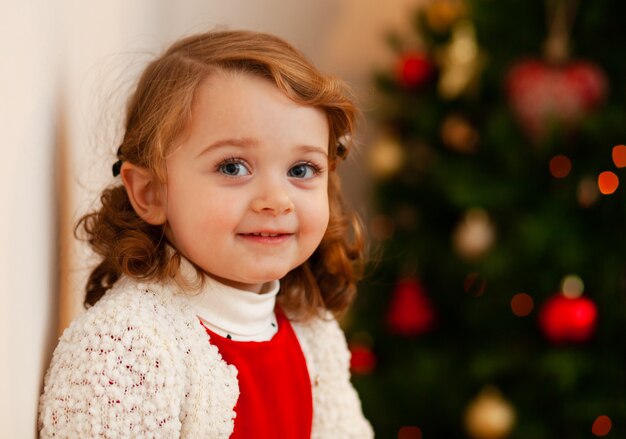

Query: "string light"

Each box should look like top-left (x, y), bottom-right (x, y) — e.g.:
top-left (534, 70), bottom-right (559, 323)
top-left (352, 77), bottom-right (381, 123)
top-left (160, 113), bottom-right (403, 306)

top-left (549, 155), bottom-right (572, 178)
top-left (591, 415), bottom-right (612, 436)
top-left (597, 171), bottom-right (619, 195)
top-left (612, 144), bottom-right (626, 168)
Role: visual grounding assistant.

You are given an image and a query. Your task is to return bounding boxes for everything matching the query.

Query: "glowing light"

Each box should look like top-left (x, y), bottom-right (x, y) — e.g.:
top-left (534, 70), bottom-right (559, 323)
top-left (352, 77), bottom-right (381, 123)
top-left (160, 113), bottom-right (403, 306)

top-left (398, 426), bottom-right (422, 439)
top-left (562, 275), bottom-right (584, 299)
top-left (549, 155), bottom-right (572, 178)
top-left (592, 415), bottom-right (612, 436)
top-left (613, 144), bottom-right (626, 168)
top-left (511, 293), bottom-right (534, 317)
top-left (598, 171), bottom-right (619, 195)
top-left (464, 272), bottom-right (487, 297)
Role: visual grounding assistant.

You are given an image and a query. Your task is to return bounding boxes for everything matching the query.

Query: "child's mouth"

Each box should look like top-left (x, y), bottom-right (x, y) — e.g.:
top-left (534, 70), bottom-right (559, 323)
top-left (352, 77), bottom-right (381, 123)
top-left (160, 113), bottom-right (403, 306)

top-left (238, 232), bottom-right (293, 243)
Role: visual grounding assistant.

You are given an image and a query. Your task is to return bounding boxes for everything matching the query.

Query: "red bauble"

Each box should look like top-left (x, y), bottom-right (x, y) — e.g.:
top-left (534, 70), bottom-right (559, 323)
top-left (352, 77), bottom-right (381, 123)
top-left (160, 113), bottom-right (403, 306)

top-left (506, 59), bottom-right (608, 141)
top-left (349, 343), bottom-right (377, 375)
top-left (386, 278), bottom-right (436, 336)
top-left (538, 293), bottom-right (598, 343)
top-left (397, 51), bottom-right (435, 88)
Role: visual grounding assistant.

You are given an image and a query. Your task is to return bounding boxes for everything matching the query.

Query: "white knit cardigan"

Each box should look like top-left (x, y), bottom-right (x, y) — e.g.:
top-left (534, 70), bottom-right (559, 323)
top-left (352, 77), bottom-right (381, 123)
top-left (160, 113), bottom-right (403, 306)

top-left (39, 277), bottom-right (374, 438)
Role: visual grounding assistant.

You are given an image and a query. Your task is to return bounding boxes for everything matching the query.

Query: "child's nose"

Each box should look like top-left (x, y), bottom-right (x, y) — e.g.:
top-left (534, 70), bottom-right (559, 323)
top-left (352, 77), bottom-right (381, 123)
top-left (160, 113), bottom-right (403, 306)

top-left (250, 181), bottom-right (294, 215)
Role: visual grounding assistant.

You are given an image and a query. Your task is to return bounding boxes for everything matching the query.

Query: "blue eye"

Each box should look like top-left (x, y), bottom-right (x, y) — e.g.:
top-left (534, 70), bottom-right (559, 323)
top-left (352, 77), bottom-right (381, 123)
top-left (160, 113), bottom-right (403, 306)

top-left (218, 159), bottom-right (250, 176)
top-left (288, 162), bottom-right (320, 179)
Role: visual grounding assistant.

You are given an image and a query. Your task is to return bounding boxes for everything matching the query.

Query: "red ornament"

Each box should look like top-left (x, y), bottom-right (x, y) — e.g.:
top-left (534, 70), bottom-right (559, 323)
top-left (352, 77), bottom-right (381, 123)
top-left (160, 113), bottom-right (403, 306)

top-left (506, 59), bottom-right (608, 141)
top-left (386, 278), bottom-right (436, 336)
top-left (349, 343), bottom-right (377, 375)
top-left (538, 293), bottom-right (598, 343)
top-left (397, 51), bottom-right (435, 88)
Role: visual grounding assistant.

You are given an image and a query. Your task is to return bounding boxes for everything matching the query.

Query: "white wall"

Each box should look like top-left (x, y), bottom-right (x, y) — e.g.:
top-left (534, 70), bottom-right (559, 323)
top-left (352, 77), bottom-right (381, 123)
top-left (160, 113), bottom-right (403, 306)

top-left (0, 2), bottom-right (60, 437)
top-left (0, 1), bottom-right (424, 436)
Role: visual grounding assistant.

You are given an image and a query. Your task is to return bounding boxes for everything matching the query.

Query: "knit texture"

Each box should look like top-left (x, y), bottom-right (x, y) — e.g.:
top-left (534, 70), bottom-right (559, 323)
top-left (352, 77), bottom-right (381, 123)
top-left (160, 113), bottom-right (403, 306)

top-left (39, 277), bottom-right (373, 438)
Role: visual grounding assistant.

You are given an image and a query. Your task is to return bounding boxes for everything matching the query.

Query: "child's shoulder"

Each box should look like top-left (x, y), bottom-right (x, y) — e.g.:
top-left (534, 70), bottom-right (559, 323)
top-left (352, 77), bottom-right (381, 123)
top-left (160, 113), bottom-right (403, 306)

top-left (290, 310), bottom-right (343, 337)
top-left (60, 277), bottom-right (195, 345)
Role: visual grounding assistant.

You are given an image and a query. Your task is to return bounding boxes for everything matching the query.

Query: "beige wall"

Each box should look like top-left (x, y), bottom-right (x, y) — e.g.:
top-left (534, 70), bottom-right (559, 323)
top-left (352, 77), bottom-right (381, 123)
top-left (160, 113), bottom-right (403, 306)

top-left (0, 3), bottom-right (60, 438)
top-left (0, 0), bottom-right (423, 436)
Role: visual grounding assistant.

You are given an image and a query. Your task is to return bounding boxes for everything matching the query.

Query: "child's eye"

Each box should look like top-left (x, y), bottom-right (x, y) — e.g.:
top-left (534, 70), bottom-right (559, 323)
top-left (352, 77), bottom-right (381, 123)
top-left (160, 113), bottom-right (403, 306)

top-left (288, 162), bottom-right (322, 179)
top-left (218, 159), bottom-right (250, 176)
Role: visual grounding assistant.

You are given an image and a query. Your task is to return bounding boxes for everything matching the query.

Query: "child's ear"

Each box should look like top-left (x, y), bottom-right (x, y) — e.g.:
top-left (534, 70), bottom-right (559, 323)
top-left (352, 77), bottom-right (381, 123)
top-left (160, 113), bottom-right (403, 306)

top-left (120, 162), bottom-right (167, 225)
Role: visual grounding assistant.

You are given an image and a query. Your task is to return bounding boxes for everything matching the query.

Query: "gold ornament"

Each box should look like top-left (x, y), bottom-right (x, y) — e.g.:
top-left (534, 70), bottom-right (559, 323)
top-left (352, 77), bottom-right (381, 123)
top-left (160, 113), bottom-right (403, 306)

top-left (453, 209), bottom-right (495, 260)
top-left (424, 0), bottom-right (467, 33)
top-left (436, 20), bottom-right (486, 99)
top-left (368, 134), bottom-right (405, 179)
top-left (464, 387), bottom-right (516, 439)
top-left (441, 114), bottom-right (479, 153)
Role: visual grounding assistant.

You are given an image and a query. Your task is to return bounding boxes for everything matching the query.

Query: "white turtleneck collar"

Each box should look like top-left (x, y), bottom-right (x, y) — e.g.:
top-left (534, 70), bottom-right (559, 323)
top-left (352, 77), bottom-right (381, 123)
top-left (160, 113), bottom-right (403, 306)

top-left (177, 252), bottom-right (280, 342)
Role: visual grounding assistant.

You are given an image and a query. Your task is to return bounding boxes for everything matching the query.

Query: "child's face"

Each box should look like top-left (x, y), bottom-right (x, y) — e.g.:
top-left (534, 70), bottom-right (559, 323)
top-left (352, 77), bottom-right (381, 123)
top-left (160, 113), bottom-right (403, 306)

top-left (162, 71), bottom-right (330, 293)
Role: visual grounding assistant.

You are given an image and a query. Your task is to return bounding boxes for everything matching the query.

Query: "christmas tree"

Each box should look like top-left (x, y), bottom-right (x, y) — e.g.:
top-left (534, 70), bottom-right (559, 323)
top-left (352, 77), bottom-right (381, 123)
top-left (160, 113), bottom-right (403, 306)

top-left (349, 0), bottom-right (626, 437)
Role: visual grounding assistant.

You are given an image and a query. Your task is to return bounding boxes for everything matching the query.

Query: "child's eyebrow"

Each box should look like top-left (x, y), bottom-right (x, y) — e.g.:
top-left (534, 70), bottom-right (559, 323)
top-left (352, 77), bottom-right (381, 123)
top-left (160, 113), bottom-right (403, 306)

top-left (197, 138), bottom-right (258, 157)
top-left (197, 138), bottom-right (328, 158)
top-left (296, 145), bottom-right (328, 158)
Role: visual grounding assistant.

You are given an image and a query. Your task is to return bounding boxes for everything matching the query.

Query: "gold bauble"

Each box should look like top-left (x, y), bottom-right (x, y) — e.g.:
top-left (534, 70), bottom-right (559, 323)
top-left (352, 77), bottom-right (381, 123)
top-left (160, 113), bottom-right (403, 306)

top-left (452, 209), bottom-right (495, 260)
top-left (464, 387), bottom-right (516, 439)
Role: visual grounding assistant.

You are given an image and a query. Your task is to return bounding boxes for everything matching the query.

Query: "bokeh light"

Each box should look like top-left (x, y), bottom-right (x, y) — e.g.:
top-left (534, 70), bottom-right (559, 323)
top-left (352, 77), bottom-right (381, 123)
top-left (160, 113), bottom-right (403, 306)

top-left (398, 426), bottom-right (422, 439)
top-left (597, 171), bottom-right (619, 195)
top-left (591, 415), bottom-right (612, 436)
top-left (511, 293), bottom-right (534, 317)
top-left (549, 155), bottom-right (572, 178)
top-left (453, 209), bottom-right (495, 260)
top-left (612, 144), bottom-right (626, 168)
top-left (562, 275), bottom-right (584, 299)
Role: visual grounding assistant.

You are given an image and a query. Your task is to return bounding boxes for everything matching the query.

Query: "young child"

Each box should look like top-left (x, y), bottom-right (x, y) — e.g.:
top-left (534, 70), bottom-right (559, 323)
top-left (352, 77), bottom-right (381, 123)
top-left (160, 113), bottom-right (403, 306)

top-left (39, 30), bottom-right (373, 438)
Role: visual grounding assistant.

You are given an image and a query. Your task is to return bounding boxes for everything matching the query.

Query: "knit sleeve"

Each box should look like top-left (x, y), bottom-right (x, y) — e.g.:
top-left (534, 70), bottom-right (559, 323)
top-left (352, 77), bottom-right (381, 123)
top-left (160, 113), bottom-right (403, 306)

top-left (39, 298), bottom-right (186, 438)
top-left (294, 314), bottom-right (375, 439)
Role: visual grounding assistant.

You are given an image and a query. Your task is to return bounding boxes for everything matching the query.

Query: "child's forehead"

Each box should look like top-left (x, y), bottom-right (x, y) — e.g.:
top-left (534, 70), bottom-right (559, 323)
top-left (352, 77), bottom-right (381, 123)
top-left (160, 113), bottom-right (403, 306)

top-left (174, 70), bottom-right (329, 153)
top-left (196, 68), bottom-right (288, 104)
top-left (192, 70), bottom-right (324, 122)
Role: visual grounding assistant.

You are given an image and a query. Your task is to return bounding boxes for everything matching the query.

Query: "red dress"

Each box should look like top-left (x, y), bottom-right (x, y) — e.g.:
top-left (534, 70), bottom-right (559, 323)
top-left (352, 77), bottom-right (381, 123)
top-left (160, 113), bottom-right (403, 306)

top-left (200, 311), bottom-right (313, 438)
